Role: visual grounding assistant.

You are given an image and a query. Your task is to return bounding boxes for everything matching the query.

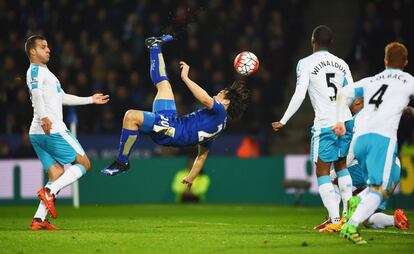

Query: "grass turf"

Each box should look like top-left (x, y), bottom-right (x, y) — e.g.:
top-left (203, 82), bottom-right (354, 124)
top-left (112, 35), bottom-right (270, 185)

top-left (0, 205), bottom-right (413, 254)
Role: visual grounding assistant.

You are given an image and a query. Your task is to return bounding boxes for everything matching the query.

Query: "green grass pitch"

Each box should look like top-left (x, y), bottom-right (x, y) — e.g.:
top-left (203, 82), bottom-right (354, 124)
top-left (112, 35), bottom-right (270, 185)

top-left (0, 205), bottom-right (413, 253)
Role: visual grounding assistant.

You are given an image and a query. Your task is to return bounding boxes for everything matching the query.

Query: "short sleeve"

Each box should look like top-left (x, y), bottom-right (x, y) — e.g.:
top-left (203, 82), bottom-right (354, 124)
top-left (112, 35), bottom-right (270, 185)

top-left (353, 80), bottom-right (365, 98)
top-left (209, 99), bottom-right (226, 114)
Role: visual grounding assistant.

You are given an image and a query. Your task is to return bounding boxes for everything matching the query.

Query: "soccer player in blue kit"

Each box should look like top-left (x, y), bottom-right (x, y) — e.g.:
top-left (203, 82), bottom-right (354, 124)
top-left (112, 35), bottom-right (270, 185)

top-left (101, 35), bottom-right (249, 186)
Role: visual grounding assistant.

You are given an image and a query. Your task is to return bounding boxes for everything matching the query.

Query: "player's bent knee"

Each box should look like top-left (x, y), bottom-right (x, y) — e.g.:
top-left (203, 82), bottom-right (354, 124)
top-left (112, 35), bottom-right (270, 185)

top-left (76, 154), bottom-right (91, 172)
top-left (124, 110), bottom-right (139, 123)
top-left (48, 163), bottom-right (65, 181)
top-left (124, 110), bottom-right (144, 128)
top-left (369, 185), bottom-right (389, 199)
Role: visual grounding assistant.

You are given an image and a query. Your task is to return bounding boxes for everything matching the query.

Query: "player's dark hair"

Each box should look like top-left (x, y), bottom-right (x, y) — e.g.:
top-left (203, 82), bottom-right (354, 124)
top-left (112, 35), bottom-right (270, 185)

top-left (312, 25), bottom-right (333, 47)
top-left (25, 35), bottom-right (46, 58)
top-left (224, 80), bottom-right (250, 120)
top-left (385, 41), bottom-right (408, 69)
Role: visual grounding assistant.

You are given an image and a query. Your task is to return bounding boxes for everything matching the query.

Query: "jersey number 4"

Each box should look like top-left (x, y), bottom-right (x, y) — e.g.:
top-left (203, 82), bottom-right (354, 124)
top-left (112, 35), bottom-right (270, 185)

top-left (326, 73), bottom-right (337, 101)
top-left (369, 84), bottom-right (388, 109)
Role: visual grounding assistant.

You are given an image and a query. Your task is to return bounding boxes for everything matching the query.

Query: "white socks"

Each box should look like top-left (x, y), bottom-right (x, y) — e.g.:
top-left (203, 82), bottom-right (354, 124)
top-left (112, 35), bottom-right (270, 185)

top-left (337, 169), bottom-right (353, 216)
top-left (318, 176), bottom-right (340, 223)
top-left (357, 187), bottom-right (370, 199)
top-left (48, 164), bottom-right (86, 195)
top-left (333, 183), bottom-right (341, 207)
top-left (349, 191), bottom-right (382, 227)
top-left (366, 213), bottom-right (394, 229)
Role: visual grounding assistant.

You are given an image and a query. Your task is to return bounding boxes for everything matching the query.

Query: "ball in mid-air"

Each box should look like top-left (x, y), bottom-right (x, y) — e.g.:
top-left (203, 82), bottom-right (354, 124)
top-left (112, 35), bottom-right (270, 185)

top-left (234, 51), bottom-right (259, 76)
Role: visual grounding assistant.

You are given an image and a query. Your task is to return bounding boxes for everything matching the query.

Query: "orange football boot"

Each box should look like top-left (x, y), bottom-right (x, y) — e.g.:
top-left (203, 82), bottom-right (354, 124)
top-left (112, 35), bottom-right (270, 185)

top-left (313, 218), bottom-right (331, 230)
top-left (30, 219), bottom-right (59, 230)
top-left (37, 187), bottom-right (57, 219)
top-left (394, 209), bottom-right (410, 230)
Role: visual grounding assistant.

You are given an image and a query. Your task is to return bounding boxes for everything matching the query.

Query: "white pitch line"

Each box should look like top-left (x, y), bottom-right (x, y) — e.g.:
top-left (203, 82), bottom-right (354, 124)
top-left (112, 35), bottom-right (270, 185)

top-left (178, 221), bottom-right (414, 235)
top-left (362, 230), bottom-right (414, 235)
top-left (178, 220), bottom-right (231, 226)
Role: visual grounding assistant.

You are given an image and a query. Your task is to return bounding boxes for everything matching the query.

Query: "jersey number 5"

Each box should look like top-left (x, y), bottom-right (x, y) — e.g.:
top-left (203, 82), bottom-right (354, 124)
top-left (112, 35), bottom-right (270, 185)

top-left (369, 84), bottom-right (388, 109)
top-left (326, 73), bottom-right (337, 101)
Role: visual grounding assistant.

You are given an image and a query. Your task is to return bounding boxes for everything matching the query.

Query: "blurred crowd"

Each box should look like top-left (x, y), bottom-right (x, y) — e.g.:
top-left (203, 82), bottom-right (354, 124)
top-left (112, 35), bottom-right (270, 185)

top-left (0, 0), bottom-right (306, 137)
top-left (348, 0), bottom-right (414, 79)
top-left (0, 0), bottom-right (413, 157)
top-left (347, 0), bottom-right (414, 150)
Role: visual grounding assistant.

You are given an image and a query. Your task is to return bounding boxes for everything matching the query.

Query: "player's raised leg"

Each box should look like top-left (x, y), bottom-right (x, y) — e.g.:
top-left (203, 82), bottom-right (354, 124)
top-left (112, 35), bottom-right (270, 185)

top-left (101, 35), bottom-right (174, 176)
top-left (146, 34), bottom-right (177, 116)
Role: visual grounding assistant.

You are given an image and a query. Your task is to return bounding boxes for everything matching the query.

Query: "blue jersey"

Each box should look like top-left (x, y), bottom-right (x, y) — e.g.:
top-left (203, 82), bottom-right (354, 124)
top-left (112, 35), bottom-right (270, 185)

top-left (147, 100), bottom-right (227, 148)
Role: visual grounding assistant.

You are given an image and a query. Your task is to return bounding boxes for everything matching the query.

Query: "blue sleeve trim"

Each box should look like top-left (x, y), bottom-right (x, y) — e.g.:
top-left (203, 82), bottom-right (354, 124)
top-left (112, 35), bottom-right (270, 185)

top-left (343, 78), bottom-right (349, 87)
top-left (30, 64), bottom-right (40, 89)
top-left (337, 168), bottom-right (350, 178)
top-left (317, 175), bottom-right (331, 186)
top-left (75, 164), bottom-right (87, 175)
top-left (354, 87), bottom-right (363, 98)
top-left (296, 60), bottom-right (302, 73)
top-left (370, 190), bottom-right (384, 202)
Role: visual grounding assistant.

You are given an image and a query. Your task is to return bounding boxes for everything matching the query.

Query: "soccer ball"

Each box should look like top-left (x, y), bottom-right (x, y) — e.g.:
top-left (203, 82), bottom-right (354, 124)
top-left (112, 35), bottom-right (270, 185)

top-left (234, 51), bottom-right (259, 76)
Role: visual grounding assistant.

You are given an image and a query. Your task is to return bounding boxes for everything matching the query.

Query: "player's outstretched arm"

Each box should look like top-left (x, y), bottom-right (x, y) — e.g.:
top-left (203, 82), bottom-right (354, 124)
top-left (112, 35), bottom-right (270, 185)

top-left (182, 145), bottom-right (209, 188)
top-left (62, 91), bottom-right (109, 106)
top-left (272, 60), bottom-right (310, 132)
top-left (271, 84), bottom-right (307, 132)
top-left (180, 61), bottom-right (214, 109)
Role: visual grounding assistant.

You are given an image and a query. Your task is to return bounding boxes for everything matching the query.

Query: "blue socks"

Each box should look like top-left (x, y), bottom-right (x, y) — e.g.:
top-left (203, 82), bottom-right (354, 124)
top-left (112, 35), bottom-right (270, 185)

top-left (117, 128), bottom-right (140, 164)
top-left (149, 46), bottom-right (168, 85)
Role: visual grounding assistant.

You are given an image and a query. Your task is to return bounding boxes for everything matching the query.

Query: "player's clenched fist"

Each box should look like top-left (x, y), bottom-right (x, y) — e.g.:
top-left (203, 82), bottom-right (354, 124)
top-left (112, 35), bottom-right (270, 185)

top-left (271, 122), bottom-right (284, 132)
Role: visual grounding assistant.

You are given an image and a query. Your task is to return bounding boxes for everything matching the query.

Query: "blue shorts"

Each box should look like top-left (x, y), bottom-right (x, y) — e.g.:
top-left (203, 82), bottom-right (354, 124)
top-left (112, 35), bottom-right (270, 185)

top-left (348, 163), bottom-right (367, 188)
top-left (350, 157), bottom-right (400, 211)
top-left (30, 130), bottom-right (85, 172)
top-left (353, 133), bottom-right (399, 192)
top-left (310, 120), bottom-right (353, 163)
top-left (140, 99), bottom-right (177, 145)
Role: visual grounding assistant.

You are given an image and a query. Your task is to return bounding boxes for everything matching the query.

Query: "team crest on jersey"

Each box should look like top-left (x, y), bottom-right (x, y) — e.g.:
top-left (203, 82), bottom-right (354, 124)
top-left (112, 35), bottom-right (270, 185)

top-left (56, 81), bottom-right (62, 93)
top-left (30, 77), bottom-right (38, 84)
